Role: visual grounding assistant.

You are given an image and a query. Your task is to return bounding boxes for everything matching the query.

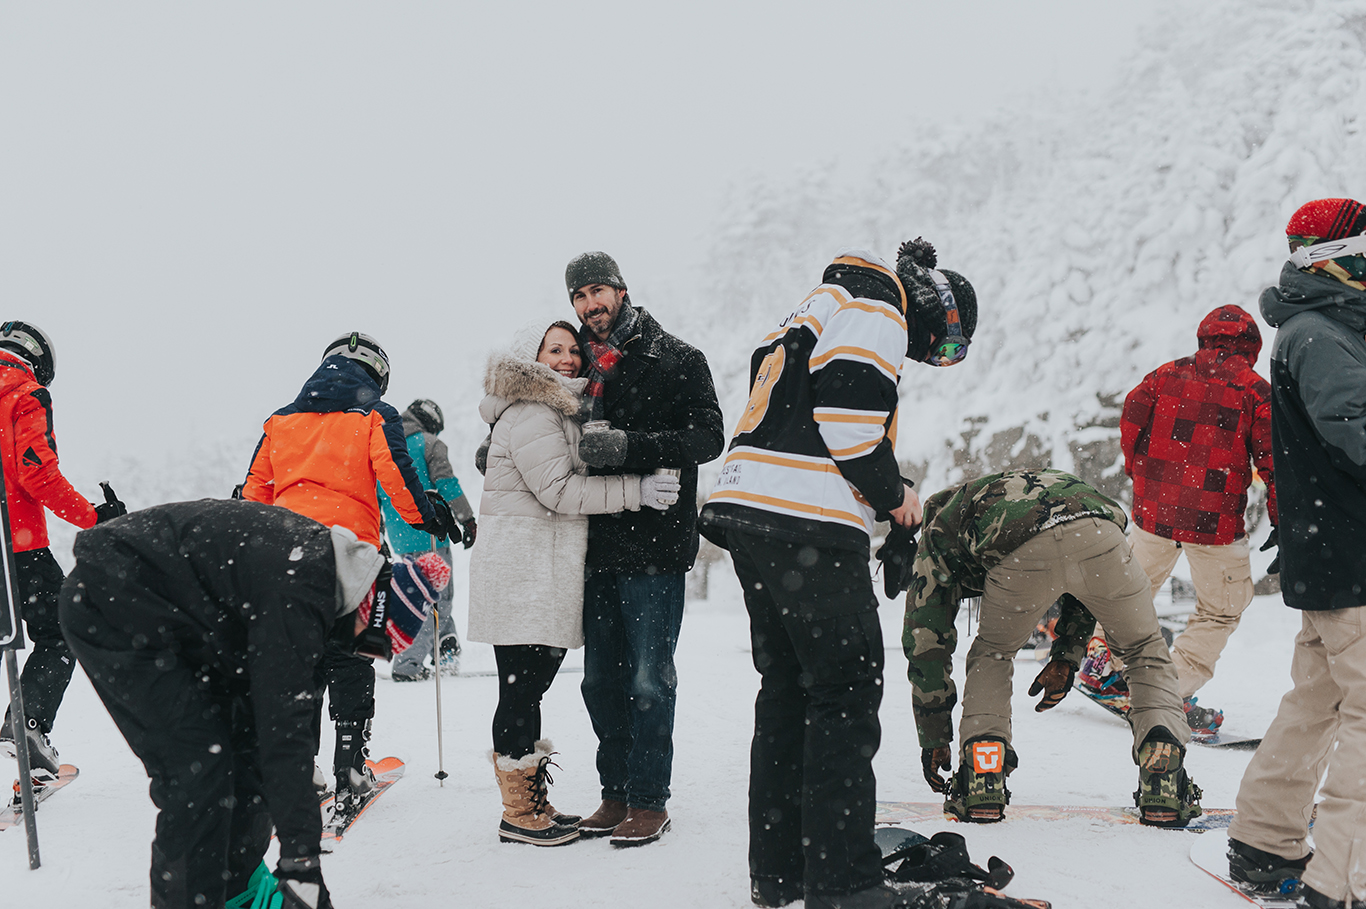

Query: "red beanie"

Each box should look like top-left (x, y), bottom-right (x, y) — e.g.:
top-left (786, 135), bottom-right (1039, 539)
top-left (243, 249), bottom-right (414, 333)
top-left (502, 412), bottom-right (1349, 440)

top-left (1286, 198), bottom-right (1366, 241)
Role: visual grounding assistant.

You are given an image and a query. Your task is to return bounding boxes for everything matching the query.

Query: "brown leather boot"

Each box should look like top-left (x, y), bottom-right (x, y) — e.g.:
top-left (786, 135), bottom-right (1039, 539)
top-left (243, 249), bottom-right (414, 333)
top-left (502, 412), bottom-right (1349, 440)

top-left (577, 798), bottom-right (629, 837)
top-left (609, 807), bottom-right (670, 846)
top-left (492, 749), bottom-right (579, 846)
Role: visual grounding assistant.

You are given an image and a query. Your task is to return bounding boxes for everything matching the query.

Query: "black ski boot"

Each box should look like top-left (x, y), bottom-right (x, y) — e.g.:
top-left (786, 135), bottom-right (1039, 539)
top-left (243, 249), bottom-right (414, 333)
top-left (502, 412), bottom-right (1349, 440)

top-left (1227, 837), bottom-right (1310, 895)
top-left (1134, 726), bottom-right (1202, 827)
top-left (0, 716), bottom-right (61, 776)
top-left (943, 737), bottom-right (1012, 823)
top-left (332, 718), bottom-right (374, 817)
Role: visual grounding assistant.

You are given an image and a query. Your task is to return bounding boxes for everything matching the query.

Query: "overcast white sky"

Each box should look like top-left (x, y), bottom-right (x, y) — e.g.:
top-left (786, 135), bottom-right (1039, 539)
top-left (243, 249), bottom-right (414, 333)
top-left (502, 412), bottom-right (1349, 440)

top-left (2, 3), bottom-right (1161, 486)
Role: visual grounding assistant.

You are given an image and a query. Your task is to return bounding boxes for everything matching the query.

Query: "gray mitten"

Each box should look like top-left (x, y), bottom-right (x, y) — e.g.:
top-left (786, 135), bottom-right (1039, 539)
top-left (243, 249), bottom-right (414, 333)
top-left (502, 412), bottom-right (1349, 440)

top-left (474, 433), bottom-right (491, 475)
top-left (639, 473), bottom-right (681, 510)
top-left (579, 428), bottom-right (628, 467)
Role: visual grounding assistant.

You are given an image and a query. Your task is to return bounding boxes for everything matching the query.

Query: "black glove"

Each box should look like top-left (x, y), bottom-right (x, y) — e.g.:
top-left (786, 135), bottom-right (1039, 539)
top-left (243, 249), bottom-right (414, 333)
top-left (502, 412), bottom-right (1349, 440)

top-left (94, 481), bottom-right (127, 524)
top-left (276, 856), bottom-right (331, 909)
top-left (460, 518), bottom-right (477, 550)
top-left (1027, 659), bottom-right (1076, 712)
top-left (411, 489), bottom-right (455, 542)
top-left (474, 432), bottom-right (491, 476)
top-left (875, 523), bottom-right (919, 599)
top-left (579, 428), bottom-right (628, 467)
top-left (1260, 527), bottom-right (1279, 575)
top-left (921, 745), bottom-right (951, 794)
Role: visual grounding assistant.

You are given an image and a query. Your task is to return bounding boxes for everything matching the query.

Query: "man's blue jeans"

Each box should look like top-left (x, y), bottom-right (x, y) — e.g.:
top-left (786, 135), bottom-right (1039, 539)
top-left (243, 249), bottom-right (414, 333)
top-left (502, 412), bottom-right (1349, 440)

top-left (581, 570), bottom-right (686, 812)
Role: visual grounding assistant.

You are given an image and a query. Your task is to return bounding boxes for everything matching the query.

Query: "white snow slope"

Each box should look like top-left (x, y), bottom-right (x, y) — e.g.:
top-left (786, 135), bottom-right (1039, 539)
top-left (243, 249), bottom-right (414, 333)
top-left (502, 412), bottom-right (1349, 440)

top-left (4, 553), bottom-right (1299, 908)
top-left (4, 0), bottom-right (1353, 905)
top-left (687, 0), bottom-right (1366, 490)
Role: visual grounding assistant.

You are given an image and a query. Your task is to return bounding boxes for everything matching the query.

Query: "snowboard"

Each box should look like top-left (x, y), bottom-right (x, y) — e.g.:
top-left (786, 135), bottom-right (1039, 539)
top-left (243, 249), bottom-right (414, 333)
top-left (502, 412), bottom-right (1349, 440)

top-left (876, 800), bottom-right (1235, 831)
top-left (320, 756), bottom-right (404, 851)
top-left (1073, 681), bottom-right (1263, 748)
top-left (1190, 830), bottom-right (1302, 908)
top-left (876, 826), bottom-right (1053, 908)
top-left (0, 764), bottom-right (80, 832)
top-left (875, 824), bottom-right (929, 855)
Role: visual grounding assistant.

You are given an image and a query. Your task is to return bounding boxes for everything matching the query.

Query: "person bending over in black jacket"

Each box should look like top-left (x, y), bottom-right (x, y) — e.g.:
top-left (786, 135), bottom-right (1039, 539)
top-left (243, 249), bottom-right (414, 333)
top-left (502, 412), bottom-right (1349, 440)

top-left (60, 498), bottom-right (441, 909)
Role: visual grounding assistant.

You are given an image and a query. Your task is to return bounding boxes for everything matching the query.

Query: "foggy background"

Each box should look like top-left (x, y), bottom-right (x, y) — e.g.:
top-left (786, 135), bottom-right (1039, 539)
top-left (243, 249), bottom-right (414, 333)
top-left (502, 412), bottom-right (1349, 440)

top-left (3, 2), bottom-right (1164, 494)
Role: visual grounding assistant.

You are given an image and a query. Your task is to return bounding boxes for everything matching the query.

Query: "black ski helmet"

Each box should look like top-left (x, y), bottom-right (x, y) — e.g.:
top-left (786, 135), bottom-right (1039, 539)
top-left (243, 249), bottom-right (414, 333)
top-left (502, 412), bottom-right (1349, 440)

top-left (0, 321), bottom-right (56, 386)
top-left (408, 399), bottom-right (444, 435)
top-left (322, 332), bottom-right (390, 394)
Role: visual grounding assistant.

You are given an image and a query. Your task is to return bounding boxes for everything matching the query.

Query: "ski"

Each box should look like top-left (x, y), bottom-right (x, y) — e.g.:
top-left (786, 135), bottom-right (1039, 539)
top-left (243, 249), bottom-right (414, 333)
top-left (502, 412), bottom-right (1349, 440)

top-left (319, 756), bottom-right (404, 851)
top-left (1073, 681), bottom-right (1263, 748)
top-left (876, 800), bottom-right (1236, 831)
top-left (0, 764), bottom-right (79, 832)
top-left (1190, 830), bottom-right (1301, 908)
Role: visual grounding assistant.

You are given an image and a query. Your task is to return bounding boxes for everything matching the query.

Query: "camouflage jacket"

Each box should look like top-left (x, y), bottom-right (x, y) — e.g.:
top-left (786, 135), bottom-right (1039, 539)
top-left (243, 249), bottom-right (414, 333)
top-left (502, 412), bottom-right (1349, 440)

top-left (902, 469), bottom-right (1126, 748)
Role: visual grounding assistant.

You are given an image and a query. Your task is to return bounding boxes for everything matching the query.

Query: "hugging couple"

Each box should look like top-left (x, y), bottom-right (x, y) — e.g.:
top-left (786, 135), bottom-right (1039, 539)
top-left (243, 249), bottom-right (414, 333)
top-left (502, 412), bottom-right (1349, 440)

top-left (467, 251), bottom-right (725, 848)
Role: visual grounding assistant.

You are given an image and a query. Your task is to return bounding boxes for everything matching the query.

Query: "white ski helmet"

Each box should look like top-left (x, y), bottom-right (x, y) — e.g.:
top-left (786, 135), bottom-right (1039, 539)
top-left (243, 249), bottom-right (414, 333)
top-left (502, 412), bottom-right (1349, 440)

top-left (322, 331), bottom-right (390, 394)
top-left (0, 321), bottom-right (56, 386)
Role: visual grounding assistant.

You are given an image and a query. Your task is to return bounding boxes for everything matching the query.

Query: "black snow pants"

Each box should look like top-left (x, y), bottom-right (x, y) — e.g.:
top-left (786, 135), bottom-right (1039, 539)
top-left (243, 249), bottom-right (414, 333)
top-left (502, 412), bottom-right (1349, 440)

top-left (492, 644), bottom-right (568, 758)
top-left (314, 639), bottom-right (375, 776)
top-left (726, 529), bottom-right (885, 899)
top-left (3, 549), bottom-right (73, 734)
top-left (62, 596), bottom-right (272, 909)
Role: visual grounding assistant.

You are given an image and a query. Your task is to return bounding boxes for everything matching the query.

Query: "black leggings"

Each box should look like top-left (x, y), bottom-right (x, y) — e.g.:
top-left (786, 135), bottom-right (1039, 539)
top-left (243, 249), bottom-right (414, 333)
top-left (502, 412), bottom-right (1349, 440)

top-left (492, 644), bottom-right (567, 759)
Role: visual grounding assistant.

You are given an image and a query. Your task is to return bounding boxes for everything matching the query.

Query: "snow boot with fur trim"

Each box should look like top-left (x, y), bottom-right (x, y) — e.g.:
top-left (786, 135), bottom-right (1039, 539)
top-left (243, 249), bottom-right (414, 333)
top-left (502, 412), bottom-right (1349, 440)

top-left (492, 745), bottom-right (579, 846)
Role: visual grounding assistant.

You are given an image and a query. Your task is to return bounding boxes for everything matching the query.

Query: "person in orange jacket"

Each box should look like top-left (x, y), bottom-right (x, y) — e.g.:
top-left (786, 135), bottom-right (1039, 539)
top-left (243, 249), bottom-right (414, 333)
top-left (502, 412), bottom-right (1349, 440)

top-left (241, 331), bottom-right (455, 810)
top-left (242, 332), bottom-right (448, 548)
top-left (0, 321), bottom-right (125, 776)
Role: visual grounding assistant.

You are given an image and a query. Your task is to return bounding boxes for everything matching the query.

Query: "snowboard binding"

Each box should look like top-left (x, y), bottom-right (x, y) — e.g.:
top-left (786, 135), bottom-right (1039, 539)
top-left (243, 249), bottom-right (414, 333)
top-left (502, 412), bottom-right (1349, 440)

top-left (1134, 729), bottom-right (1203, 828)
top-left (943, 737), bottom-right (1013, 824)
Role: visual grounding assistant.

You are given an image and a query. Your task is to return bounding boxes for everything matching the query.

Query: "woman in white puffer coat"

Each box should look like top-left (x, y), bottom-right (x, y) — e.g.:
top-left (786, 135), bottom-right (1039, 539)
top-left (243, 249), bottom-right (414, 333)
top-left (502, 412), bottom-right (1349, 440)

top-left (468, 321), bottom-right (679, 848)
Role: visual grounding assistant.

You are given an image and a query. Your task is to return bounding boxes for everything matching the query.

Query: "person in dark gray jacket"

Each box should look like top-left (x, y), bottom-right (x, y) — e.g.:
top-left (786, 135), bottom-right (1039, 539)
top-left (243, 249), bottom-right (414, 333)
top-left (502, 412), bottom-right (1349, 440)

top-left (1226, 198), bottom-right (1366, 909)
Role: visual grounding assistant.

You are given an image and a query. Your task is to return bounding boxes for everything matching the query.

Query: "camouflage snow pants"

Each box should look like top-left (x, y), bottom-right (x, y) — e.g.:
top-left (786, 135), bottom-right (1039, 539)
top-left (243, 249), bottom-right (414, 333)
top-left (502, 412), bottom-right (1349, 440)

top-left (961, 517), bottom-right (1189, 764)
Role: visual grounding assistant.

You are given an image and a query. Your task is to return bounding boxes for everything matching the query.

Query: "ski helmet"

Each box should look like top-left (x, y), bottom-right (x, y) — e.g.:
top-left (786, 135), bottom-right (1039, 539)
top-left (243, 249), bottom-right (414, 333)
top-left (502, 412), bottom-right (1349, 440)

top-left (408, 399), bottom-right (444, 435)
top-left (0, 321), bottom-right (56, 386)
top-left (322, 332), bottom-right (390, 394)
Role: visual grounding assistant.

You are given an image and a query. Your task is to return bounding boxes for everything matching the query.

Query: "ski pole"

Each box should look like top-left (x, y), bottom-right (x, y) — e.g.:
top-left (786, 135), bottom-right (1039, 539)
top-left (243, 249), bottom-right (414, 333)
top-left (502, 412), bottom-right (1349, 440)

top-left (0, 458), bottom-right (40, 868)
top-left (430, 531), bottom-right (447, 786)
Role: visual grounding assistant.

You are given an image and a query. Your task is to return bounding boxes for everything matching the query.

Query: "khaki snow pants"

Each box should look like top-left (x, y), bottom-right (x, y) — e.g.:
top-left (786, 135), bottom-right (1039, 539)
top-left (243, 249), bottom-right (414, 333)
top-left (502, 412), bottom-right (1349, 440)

top-left (1129, 524), bottom-right (1254, 699)
top-left (961, 517), bottom-right (1189, 764)
top-left (1229, 606), bottom-right (1366, 905)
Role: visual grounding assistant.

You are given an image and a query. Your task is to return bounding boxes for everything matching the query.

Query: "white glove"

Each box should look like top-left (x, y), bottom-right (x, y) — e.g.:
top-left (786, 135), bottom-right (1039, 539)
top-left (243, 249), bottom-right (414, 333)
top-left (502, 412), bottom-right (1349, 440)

top-left (639, 474), bottom-right (681, 511)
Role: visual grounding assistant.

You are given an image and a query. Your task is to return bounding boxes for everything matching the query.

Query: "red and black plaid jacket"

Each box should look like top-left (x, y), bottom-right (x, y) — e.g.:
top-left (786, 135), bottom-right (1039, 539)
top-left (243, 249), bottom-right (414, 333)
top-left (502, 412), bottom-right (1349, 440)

top-left (1120, 305), bottom-right (1277, 545)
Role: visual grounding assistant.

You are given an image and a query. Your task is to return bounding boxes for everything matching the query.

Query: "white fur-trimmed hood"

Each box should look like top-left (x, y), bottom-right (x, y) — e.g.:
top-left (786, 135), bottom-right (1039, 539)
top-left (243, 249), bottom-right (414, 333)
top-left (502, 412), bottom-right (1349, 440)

top-left (479, 352), bottom-right (588, 425)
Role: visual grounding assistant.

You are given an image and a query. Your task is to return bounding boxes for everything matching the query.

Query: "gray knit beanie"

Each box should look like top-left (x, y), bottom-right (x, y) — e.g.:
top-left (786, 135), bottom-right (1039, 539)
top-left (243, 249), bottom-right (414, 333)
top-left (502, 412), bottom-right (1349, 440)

top-left (565, 251), bottom-right (627, 298)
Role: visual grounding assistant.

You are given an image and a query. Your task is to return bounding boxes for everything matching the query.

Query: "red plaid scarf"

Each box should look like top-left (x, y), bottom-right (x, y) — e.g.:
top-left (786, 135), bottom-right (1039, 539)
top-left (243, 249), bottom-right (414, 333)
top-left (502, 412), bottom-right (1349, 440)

top-left (580, 305), bottom-right (638, 420)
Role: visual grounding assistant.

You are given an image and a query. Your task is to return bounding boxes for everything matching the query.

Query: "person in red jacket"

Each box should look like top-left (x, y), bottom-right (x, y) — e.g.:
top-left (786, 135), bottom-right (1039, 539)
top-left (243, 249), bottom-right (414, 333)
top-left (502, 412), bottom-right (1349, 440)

top-left (241, 331), bottom-right (453, 812)
top-left (0, 321), bottom-right (124, 776)
top-left (1108, 304), bottom-right (1277, 733)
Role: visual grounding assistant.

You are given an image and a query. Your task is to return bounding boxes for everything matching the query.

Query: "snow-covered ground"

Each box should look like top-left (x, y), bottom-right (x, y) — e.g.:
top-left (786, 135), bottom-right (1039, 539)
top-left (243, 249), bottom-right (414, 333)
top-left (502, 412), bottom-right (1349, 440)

top-left (4, 542), bottom-right (1299, 908)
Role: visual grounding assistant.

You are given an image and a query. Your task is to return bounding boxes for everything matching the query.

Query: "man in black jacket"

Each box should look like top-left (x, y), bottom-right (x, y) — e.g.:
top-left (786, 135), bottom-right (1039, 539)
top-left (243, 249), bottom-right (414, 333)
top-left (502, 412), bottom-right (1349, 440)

top-left (59, 499), bottom-right (427, 909)
top-left (1226, 198), bottom-right (1366, 909)
top-left (565, 251), bottom-right (725, 846)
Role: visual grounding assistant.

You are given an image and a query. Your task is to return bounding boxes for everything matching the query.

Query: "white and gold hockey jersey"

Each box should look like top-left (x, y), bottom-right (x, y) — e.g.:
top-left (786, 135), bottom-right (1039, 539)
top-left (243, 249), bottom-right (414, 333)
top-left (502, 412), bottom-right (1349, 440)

top-left (701, 249), bottom-right (909, 554)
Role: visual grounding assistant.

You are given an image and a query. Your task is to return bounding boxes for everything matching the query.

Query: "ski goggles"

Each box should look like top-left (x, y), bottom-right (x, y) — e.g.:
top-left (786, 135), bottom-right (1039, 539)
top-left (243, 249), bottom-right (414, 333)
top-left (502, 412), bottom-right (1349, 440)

top-left (925, 269), bottom-right (969, 367)
top-left (1288, 232), bottom-right (1366, 269)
